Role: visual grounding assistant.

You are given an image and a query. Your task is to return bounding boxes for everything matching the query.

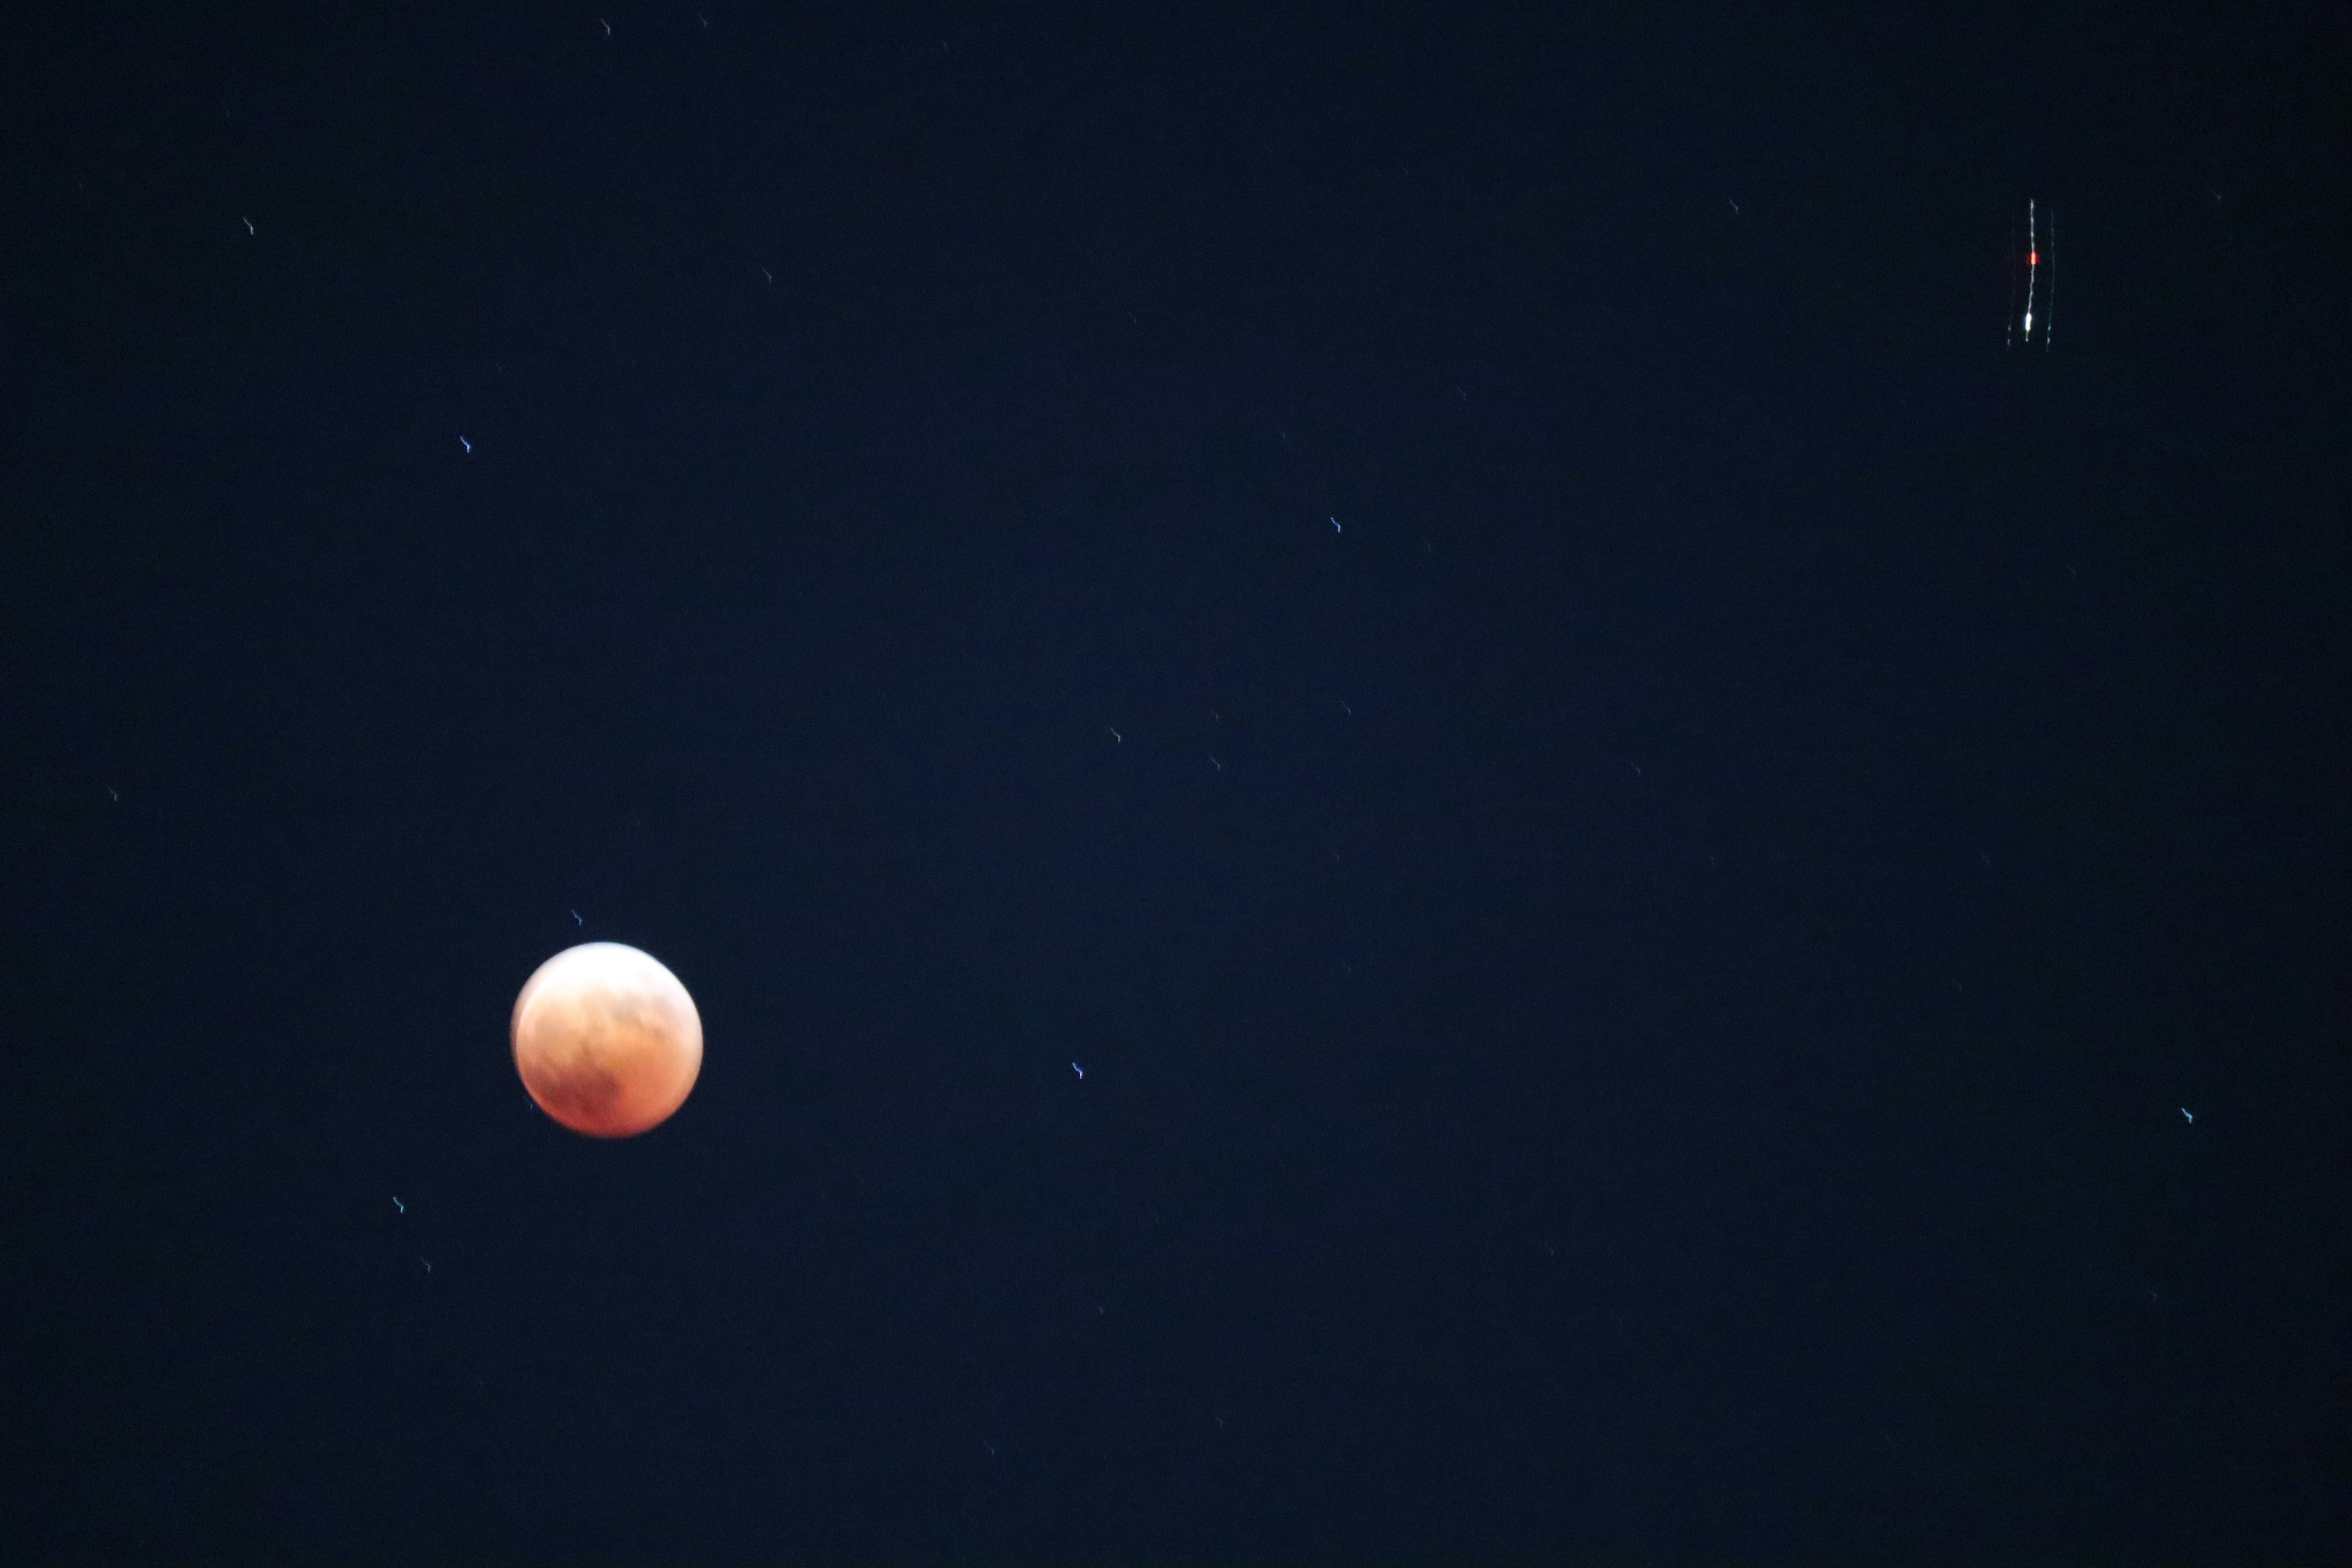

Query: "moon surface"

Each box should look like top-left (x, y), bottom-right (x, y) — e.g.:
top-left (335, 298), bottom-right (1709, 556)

top-left (511, 942), bottom-right (703, 1138)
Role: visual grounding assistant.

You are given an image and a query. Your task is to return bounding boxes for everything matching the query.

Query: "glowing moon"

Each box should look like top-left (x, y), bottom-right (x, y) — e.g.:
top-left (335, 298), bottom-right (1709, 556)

top-left (511, 942), bottom-right (703, 1138)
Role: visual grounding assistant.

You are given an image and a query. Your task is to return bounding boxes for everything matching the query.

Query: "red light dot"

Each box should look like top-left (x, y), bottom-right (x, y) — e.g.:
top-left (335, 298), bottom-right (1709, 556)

top-left (2029, 249), bottom-right (2039, 265)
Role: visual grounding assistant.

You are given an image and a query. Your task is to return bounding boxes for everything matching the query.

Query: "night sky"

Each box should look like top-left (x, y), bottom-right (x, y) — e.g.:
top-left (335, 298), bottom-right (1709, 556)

top-left (6, 4), bottom-right (2346, 1559)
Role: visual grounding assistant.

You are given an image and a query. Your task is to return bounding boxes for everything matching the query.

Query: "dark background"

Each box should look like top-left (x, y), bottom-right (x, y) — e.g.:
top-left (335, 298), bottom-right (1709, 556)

top-left (5, 3), bottom-right (2345, 1559)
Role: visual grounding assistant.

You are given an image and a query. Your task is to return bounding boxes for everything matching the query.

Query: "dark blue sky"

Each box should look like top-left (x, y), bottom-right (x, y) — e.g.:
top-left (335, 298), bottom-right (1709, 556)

top-left (6, 3), bottom-right (2345, 1559)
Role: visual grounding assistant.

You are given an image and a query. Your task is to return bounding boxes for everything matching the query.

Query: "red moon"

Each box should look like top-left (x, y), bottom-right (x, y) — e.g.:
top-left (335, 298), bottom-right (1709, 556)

top-left (511, 942), bottom-right (703, 1138)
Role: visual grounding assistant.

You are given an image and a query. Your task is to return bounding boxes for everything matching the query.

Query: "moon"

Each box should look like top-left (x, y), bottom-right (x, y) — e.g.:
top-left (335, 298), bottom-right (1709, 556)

top-left (511, 942), bottom-right (703, 1138)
